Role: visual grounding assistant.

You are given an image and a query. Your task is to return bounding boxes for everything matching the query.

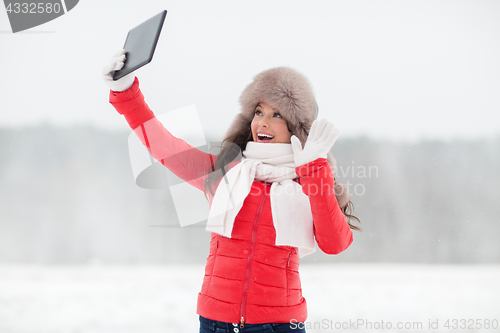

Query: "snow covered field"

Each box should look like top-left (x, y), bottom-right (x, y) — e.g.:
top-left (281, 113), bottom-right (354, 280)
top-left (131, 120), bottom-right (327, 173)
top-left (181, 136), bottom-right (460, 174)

top-left (0, 264), bottom-right (498, 333)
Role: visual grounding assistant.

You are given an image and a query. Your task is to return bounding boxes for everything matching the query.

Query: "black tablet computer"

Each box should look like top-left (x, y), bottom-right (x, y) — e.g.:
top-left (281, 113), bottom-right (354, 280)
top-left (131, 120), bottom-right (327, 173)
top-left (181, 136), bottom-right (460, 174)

top-left (113, 10), bottom-right (167, 81)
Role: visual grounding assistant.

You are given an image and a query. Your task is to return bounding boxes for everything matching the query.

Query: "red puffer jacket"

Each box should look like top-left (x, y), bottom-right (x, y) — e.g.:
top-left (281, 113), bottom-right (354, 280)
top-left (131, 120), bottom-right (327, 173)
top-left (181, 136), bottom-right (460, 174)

top-left (109, 77), bottom-right (353, 325)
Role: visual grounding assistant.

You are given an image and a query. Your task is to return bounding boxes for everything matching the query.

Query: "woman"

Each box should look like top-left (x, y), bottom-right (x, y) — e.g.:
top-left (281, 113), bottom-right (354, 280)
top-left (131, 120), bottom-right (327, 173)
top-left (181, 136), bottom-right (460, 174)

top-left (103, 49), bottom-right (360, 333)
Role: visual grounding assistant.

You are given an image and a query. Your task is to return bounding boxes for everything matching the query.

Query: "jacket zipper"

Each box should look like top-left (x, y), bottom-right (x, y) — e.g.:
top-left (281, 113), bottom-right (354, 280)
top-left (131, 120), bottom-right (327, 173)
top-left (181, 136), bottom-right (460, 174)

top-left (286, 252), bottom-right (291, 307)
top-left (239, 183), bottom-right (269, 328)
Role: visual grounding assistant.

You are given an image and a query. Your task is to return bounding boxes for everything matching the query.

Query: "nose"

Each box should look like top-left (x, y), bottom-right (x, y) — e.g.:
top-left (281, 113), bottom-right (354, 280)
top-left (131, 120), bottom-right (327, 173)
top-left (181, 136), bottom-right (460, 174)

top-left (258, 116), bottom-right (269, 127)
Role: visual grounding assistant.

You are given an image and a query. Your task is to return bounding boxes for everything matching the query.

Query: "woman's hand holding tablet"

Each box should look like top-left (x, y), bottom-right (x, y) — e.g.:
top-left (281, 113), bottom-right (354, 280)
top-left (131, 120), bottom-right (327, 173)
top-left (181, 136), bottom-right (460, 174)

top-left (102, 10), bottom-right (167, 92)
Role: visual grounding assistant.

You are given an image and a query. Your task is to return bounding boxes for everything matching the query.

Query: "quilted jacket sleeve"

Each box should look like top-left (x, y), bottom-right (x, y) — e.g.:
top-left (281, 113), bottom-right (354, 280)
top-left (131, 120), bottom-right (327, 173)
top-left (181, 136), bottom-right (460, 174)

top-left (296, 158), bottom-right (353, 255)
top-left (108, 77), bottom-right (215, 191)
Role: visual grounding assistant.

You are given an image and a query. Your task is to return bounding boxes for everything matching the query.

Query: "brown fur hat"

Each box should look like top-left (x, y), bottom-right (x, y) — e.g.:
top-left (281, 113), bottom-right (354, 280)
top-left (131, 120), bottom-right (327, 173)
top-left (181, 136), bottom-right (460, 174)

top-left (224, 67), bottom-right (350, 208)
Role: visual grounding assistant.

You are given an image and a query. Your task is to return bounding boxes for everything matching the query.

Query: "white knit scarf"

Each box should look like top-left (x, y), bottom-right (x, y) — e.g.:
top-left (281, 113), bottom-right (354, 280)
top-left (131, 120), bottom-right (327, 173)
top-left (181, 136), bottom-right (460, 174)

top-left (206, 142), bottom-right (315, 257)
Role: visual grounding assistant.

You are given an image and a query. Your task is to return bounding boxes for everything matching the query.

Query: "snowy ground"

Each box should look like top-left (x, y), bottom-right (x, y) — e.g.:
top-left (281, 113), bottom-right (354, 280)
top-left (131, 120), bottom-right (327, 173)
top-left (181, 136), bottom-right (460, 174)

top-left (0, 264), bottom-right (498, 333)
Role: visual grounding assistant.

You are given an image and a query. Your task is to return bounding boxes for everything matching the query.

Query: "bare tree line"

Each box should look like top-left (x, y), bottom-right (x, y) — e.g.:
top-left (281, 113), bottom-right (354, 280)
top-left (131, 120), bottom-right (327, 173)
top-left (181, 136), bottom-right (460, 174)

top-left (0, 125), bottom-right (498, 264)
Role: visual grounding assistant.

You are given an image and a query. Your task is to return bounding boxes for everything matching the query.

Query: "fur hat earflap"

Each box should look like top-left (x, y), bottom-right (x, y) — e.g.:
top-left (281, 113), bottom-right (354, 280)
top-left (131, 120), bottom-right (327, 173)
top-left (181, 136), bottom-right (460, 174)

top-left (224, 67), bottom-right (351, 209)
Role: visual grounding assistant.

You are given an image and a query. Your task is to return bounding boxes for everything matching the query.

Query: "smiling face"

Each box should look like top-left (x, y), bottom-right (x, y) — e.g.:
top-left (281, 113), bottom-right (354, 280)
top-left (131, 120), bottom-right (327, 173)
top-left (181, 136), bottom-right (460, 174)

top-left (251, 102), bottom-right (292, 144)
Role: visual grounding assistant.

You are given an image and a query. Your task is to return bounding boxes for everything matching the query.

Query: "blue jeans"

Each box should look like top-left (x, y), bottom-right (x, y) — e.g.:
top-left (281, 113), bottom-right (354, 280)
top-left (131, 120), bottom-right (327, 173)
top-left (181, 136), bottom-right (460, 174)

top-left (199, 315), bottom-right (306, 333)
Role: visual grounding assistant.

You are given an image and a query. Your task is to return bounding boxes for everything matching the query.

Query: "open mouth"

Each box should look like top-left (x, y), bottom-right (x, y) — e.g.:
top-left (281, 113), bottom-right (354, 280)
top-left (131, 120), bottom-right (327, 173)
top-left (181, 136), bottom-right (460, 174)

top-left (257, 134), bottom-right (274, 142)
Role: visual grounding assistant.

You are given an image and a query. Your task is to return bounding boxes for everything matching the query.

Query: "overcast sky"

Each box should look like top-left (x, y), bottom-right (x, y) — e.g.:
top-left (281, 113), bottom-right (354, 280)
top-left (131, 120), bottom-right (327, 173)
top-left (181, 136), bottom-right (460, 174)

top-left (1, 0), bottom-right (499, 142)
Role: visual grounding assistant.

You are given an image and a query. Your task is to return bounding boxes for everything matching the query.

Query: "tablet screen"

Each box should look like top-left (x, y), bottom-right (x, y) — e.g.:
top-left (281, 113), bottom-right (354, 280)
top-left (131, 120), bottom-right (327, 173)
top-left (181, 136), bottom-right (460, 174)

top-left (113, 10), bottom-right (167, 81)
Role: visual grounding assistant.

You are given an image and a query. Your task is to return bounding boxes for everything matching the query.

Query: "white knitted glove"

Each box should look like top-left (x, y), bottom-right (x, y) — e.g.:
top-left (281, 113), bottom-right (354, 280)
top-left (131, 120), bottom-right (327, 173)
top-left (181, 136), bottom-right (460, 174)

top-left (291, 118), bottom-right (340, 167)
top-left (102, 49), bottom-right (135, 92)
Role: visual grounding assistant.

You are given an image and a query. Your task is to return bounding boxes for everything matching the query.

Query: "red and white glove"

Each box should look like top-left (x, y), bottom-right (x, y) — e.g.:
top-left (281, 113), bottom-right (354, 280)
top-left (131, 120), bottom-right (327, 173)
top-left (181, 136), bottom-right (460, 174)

top-left (291, 118), bottom-right (340, 167)
top-left (102, 49), bottom-right (135, 92)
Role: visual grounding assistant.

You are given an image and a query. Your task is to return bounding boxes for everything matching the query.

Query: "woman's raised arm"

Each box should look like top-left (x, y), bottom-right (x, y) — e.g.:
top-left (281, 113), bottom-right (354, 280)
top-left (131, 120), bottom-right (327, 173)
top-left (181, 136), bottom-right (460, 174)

top-left (103, 50), bottom-right (214, 191)
top-left (296, 159), bottom-right (353, 255)
top-left (291, 119), bottom-right (353, 254)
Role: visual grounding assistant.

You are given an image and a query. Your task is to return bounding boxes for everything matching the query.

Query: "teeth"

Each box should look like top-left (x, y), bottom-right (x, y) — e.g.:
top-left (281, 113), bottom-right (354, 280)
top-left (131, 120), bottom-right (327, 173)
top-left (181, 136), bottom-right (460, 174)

top-left (259, 134), bottom-right (274, 138)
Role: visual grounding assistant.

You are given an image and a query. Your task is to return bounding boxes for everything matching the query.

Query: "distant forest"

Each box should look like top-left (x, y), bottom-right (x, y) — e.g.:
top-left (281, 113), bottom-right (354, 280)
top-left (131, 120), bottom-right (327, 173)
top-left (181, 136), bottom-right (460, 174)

top-left (0, 125), bottom-right (499, 264)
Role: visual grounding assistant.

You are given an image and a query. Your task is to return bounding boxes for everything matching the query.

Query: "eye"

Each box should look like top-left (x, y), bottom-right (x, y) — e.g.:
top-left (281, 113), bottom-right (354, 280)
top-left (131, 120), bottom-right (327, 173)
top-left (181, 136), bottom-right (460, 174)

top-left (273, 112), bottom-right (282, 118)
top-left (254, 109), bottom-right (262, 116)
